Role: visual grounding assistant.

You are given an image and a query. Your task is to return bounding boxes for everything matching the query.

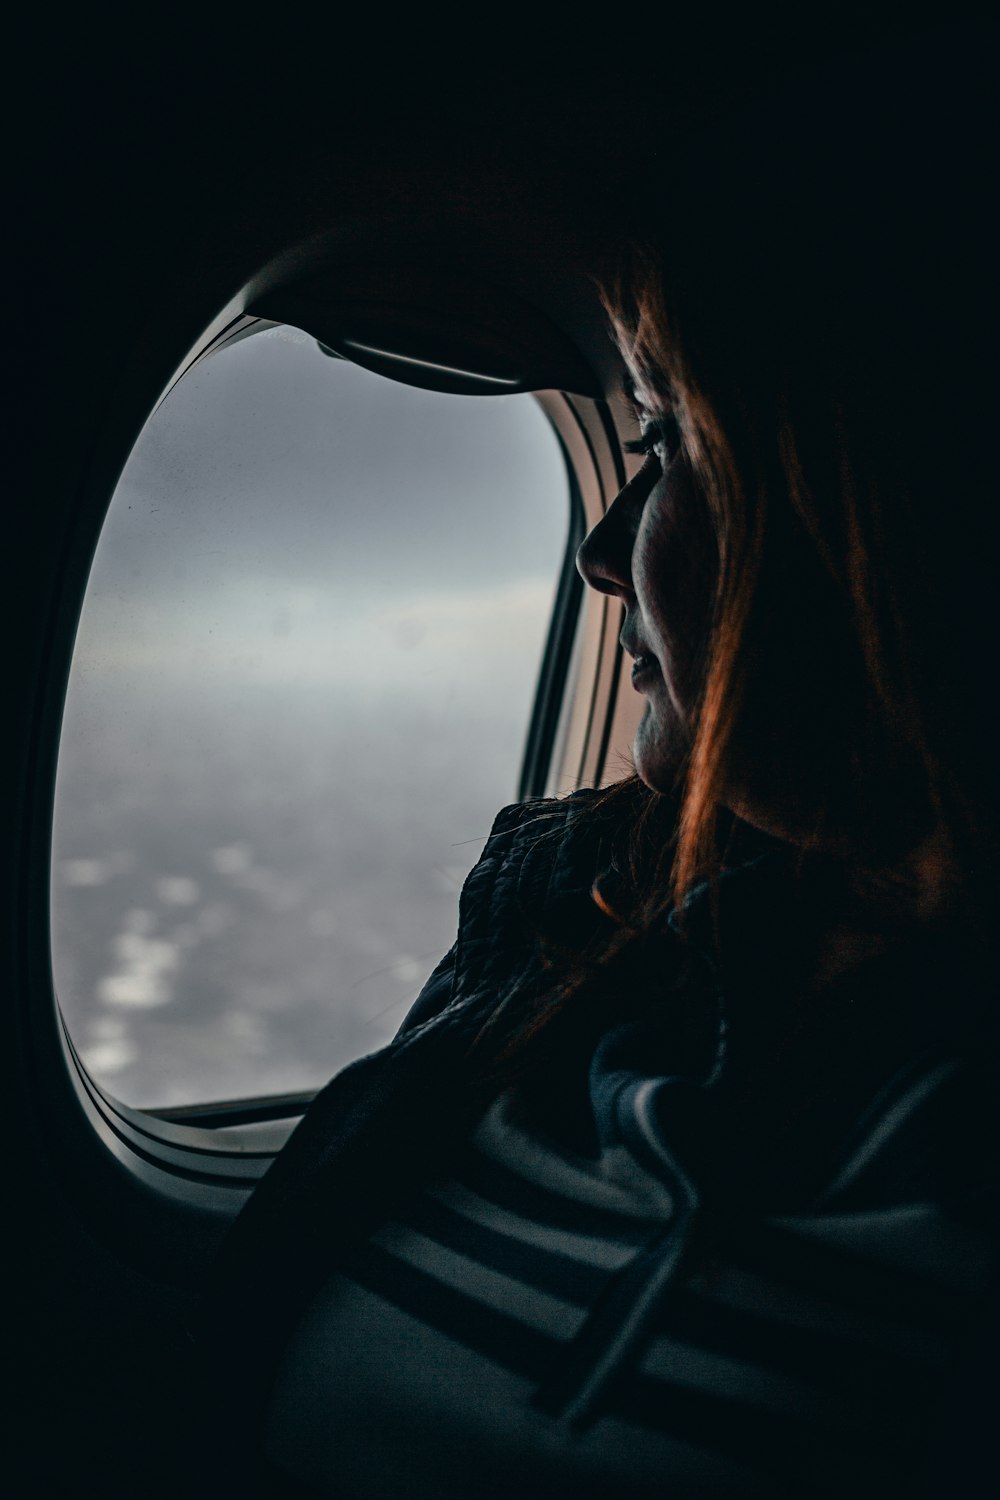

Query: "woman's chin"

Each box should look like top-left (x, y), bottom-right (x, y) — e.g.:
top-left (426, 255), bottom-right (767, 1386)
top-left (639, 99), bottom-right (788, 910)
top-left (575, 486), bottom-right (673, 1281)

top-left (632, 702), bottom-right (686, 793)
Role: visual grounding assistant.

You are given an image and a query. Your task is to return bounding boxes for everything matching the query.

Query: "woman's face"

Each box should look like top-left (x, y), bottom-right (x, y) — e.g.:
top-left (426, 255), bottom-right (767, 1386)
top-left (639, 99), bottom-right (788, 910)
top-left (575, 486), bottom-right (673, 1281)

top-left (576, 379), bottom-right (717, 792)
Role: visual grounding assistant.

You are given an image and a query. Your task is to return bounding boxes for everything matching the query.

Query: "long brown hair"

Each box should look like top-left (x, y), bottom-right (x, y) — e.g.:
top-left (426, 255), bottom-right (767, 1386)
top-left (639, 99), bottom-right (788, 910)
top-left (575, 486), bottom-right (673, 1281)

top-left (470, 37), bottom-right (998, 1085)
top-left (605, 47), bottom-right (999, 918)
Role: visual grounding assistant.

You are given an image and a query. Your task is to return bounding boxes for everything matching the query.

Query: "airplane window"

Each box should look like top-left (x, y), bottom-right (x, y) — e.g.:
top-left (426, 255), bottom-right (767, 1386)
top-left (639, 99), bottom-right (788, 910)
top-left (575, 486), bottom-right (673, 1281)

top-left (52, 325), bottom-right (568, 1108)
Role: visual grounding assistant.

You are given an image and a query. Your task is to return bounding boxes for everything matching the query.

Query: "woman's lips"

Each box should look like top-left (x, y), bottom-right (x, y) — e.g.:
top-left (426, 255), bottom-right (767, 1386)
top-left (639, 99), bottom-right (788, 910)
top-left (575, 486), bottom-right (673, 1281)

top-left (630, 653), bottom-right (660, 690)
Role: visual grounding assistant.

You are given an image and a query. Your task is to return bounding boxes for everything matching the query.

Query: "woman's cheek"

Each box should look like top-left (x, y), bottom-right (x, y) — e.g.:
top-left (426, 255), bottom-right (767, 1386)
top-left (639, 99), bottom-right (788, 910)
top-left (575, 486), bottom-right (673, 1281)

top-left (635, 465), bottom-right (717, 715)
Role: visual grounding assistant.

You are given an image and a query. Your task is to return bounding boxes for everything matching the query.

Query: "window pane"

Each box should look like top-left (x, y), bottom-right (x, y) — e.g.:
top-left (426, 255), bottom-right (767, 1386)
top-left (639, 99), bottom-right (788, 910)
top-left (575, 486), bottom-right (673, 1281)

top-left (52, 327), bottom-right (568, 1107)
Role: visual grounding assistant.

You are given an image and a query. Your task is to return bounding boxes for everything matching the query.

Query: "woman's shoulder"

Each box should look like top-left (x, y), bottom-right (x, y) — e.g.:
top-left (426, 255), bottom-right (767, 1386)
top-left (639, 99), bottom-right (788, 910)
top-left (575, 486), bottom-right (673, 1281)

top-left (460, 789), bottom-right (618, 920)
top-left (395, 791), bottom-right (614, 1039)
top-left (477, 787), bottom-right (608, 846)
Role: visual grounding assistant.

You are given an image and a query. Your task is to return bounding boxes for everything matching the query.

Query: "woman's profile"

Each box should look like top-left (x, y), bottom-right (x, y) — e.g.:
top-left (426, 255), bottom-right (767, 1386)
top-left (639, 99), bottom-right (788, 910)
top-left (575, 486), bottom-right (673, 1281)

top-left (196, 30), bottom-right (998, 1499)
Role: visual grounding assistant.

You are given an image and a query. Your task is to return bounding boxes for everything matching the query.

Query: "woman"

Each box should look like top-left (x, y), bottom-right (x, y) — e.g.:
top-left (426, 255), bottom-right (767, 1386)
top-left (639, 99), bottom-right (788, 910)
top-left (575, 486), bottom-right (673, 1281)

top-left (198, 34), bottom-right (998, 1499)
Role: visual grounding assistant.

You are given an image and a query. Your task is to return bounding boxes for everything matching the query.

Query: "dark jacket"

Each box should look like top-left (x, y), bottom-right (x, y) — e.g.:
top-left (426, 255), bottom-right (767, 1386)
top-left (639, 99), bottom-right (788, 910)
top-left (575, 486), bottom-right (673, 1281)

top-left (197, 794), bottom-right (608, 1395)
top-left (196, 790), bottom-right (999, 1496)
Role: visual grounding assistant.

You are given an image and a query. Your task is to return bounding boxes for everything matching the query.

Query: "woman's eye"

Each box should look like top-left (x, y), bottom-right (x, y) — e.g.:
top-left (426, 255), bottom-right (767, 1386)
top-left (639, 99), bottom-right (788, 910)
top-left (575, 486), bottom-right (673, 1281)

top-left (625, 413), bottom-right (681, 466)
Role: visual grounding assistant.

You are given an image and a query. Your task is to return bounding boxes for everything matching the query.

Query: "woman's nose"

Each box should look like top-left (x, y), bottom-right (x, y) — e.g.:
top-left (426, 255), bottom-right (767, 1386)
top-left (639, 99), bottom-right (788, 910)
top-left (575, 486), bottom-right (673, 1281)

top-left (575, 461), bottom-right (653, 601)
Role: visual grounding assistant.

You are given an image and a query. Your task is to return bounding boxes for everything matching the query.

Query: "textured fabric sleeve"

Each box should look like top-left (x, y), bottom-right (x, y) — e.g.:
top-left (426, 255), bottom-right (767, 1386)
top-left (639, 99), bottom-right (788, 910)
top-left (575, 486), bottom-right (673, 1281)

top-left (395, 799), bottom-right (561, 1038)
top-left (395, 941), bottom-right (458, 1036)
